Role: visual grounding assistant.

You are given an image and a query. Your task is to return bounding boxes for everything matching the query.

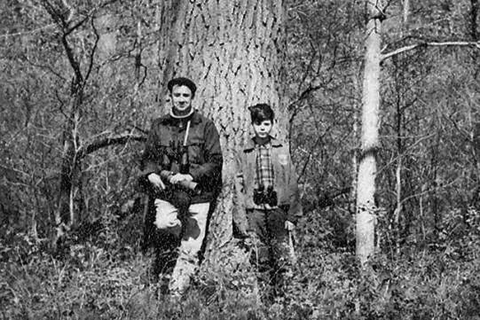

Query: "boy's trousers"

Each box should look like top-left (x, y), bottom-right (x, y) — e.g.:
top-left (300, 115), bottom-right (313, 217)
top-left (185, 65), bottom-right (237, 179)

top-left (246, 207), bottom-right (292, 297)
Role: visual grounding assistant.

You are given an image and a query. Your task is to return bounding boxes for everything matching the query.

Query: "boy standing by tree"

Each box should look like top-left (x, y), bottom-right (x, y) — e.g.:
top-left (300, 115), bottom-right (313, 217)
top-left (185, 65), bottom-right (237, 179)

top-left (234, 103), bottom-right (303, 300)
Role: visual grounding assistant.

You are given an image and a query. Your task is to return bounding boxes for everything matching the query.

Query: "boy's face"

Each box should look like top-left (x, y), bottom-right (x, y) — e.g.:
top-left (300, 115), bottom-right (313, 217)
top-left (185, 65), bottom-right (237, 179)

top-left (170, 85), bottom-right (193, 112)
top-left (252, 119), bottom-right (273, 138)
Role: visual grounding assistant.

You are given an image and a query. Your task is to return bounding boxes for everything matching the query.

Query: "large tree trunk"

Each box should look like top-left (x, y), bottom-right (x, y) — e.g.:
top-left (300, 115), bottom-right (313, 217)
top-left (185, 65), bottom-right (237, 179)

top-left (356, 0), bottom-right (384, 265)
top-left (155, 0), bottom-right (287, 273)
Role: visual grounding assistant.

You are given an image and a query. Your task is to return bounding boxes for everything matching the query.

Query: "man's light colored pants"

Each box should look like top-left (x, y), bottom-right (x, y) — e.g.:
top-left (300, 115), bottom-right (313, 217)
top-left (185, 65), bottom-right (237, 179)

top-left (154, 199), bottom-right (210, 296)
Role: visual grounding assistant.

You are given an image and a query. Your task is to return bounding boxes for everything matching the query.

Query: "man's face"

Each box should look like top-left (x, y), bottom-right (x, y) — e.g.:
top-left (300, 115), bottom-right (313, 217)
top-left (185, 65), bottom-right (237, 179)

top-left (253, 119), bottom-right (273, 138)
top-left (170, 85), bottom-right (193, 112)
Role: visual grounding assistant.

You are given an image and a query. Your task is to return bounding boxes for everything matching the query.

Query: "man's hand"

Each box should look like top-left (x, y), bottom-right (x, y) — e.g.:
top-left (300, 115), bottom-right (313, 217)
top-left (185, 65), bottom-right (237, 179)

top-left (148, 173), bottom-right (166, 191)
top-left (169, 173), bottom-right (194, 185)
top-left (285, 221), bottom-right (295, 231)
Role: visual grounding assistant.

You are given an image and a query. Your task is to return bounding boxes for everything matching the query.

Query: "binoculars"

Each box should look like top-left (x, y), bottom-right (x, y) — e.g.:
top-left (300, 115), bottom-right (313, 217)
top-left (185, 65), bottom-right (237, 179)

top-left (253, 185), bottom-right (277, 206)
top-left (159, 144), bottom-right (201, 195)
top-left (164, 143), bottom-right (190, 174)
top-left (160, 170), bottom-right (201, 195)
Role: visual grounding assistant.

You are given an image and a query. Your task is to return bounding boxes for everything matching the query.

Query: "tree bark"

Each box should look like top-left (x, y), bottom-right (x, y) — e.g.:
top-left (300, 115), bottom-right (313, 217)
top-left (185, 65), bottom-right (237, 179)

top-left (356, 0), bottom-right (384, 265)
top-left (155, 0), bottom-right (287, 273)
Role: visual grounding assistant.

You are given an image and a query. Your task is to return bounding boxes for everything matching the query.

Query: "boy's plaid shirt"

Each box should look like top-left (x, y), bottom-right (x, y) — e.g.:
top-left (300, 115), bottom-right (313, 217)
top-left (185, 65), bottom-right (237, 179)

top-left (255, 142), bottom-right (274, 188)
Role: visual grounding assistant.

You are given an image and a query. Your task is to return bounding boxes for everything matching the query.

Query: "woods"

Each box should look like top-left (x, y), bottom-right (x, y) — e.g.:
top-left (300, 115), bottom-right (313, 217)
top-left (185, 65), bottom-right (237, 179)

top-left (1, 0), bottom-right (480, 319)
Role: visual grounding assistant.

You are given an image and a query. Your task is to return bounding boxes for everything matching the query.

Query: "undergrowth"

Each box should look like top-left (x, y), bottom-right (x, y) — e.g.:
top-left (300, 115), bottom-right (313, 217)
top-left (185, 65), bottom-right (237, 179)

top-left (2, 208), bottom-right (480, 319)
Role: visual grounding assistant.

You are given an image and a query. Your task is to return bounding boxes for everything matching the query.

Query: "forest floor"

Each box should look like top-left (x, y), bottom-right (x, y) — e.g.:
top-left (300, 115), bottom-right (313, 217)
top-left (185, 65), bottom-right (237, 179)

top-left (2, 220), bottom-right (480, 320)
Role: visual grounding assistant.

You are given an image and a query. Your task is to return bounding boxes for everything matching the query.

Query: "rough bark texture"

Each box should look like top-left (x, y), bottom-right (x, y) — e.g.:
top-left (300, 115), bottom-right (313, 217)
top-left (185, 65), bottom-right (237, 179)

top-left (155, 0), bottom-right (287, 274)
top-left (356, 0), bottom-right (383, 265)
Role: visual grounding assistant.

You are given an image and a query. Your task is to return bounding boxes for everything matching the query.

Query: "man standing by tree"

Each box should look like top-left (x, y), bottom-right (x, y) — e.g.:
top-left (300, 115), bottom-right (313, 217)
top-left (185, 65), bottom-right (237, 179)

top-left (139, 77), bottom-right (223, 297)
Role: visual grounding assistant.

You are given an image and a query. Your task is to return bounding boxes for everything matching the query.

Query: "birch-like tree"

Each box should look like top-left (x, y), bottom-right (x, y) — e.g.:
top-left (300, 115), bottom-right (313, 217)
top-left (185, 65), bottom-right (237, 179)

top-left (357, 0), bottom-right (480, 264)
top-left (356, 0), bottom-right (385, 264)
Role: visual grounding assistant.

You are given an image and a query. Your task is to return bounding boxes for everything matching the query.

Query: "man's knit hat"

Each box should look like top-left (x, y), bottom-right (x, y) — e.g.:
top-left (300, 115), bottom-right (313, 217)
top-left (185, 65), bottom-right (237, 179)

top-left (167, 77), bottom-right (197, 98)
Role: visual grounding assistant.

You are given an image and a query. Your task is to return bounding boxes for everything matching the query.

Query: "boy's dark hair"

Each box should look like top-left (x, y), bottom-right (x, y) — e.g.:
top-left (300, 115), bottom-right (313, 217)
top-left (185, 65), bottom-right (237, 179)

top-left (167, 77), bottom-right (197, 98)
top-left (248, 103), bottom-right (275, 123)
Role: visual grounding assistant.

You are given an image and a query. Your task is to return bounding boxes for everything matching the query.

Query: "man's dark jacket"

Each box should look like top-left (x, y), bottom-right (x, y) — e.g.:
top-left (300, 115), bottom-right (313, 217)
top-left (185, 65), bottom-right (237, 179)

top-left (139, 110), bottom-right (223, 203)
top-left (139, 110), bottom-right (223, 251)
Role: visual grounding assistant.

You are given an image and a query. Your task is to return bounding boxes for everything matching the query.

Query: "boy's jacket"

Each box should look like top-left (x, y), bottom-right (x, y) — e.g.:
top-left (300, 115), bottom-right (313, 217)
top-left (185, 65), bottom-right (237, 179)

top-left (234, 136), bottom-right (303, 235)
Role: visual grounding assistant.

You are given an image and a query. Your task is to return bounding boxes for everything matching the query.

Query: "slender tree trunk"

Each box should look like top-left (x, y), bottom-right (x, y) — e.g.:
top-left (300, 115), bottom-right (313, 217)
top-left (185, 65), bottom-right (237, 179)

top-left (470, 0), bottom-right (480, 205)
top-left (419, 183), bottom-right (427, 242)
top-left (468, 97), bottom-right (480, 206)
top-left (54, 89), bottom-right (83, 241)
top-left (396, 0), bottom-right (411, 253)
top-left (431, 129), bottom-right (440, 240)
top-left (356, 0), bottom-right (384, 265)
top-left (156, 0), bottom-right (287, 271)
top-left (42, 3), bottom-right (147, 246)
top-left (351, 71), bottom-right (360, 215)
top-left (394, 105), bottom-right (402, 254)
top-left (471, 0), bottom-right (479, 41)
top-left (403, 0), bottom-right (410, 28)
top-left (42, 0), bottom-right (85, 245)
top-left (393, 57), bottom-right (404, 254)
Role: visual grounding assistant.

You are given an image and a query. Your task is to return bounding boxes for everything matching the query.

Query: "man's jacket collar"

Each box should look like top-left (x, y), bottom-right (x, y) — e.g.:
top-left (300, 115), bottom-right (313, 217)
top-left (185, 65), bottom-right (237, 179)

top-left (159, 109), bottom-right (202, 125)
top-left (243, 136), bottom-right (283, 152)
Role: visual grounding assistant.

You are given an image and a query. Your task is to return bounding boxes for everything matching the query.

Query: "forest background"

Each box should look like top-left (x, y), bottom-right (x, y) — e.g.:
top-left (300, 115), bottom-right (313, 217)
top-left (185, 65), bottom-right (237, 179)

top-left (1, 0), bottom-right (480, 319)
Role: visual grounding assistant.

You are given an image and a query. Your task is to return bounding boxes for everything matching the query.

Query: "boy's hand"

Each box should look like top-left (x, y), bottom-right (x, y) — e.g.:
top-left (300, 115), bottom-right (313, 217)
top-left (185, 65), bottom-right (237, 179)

top-left (285, 221), bottom-right (295, 231)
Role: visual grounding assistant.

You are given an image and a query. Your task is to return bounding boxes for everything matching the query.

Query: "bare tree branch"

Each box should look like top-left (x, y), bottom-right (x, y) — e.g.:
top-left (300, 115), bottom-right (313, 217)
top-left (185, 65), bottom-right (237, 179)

top-left (23, 53), bottom-right (67, 82)
top-left (64, 15), bottom-right (89, 36)
top-left (288, 84), bottom-right (323, 112)
top-left (381, 41), bottom-right (480, 61)
top-left (84, 16), bottom-right (100, 83)
top-left (77, 134), bottom-right (146, 158)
